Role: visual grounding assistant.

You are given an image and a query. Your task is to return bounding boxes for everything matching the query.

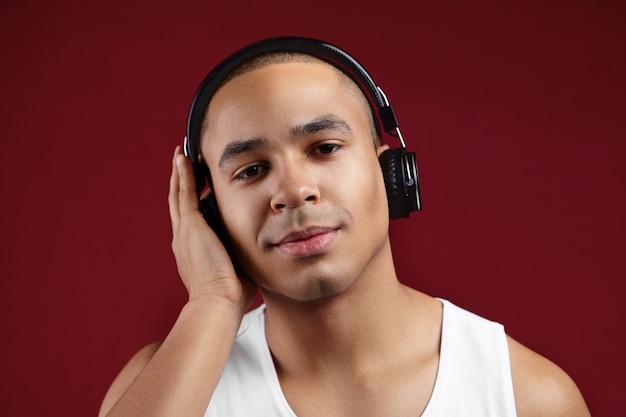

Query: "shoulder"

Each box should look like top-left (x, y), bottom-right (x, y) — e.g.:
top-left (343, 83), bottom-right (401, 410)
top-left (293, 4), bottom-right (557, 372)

top-left (98, 341), bottom-right (162, 417)
top-left (507, 336), bottom-right (591, 417)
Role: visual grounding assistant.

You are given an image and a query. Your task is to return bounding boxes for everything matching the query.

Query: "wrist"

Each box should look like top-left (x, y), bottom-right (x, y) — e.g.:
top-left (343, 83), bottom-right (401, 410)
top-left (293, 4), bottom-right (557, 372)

top-left (183, 293), bottom-right (248, 325)
top-left (186, 273), bottom-right (256, 316)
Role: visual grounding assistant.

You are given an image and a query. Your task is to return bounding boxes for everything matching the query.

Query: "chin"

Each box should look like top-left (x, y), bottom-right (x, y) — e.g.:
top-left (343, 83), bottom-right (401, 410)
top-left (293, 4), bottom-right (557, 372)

top-left (258, 266), bottom-right (355, 305)
top-left (295, 276), bottom-right (352, 302)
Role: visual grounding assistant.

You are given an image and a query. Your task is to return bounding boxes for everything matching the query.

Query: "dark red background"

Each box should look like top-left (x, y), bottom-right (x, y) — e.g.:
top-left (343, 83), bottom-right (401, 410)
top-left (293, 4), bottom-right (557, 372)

top-left (1, 0), bottom-right (624, 415)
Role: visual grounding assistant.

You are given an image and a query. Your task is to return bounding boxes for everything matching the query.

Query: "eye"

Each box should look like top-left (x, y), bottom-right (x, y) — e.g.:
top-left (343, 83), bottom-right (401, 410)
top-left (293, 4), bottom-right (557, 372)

top-left (235, 164), bottom-right (266, 180)
top-left (313, 143), bottom-right (341, 155)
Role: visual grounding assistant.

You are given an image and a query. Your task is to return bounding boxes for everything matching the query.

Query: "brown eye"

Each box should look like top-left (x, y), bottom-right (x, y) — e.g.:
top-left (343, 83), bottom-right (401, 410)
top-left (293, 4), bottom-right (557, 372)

top-left (237, 165), bottom-right (264, 179)
top-left (317, 143), bottom-right (339, 154)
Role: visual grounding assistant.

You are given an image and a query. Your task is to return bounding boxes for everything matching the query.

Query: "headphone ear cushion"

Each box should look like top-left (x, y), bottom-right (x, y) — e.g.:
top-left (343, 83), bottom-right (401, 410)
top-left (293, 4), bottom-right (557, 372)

top-left (380, 148), bottom-right (409, 219)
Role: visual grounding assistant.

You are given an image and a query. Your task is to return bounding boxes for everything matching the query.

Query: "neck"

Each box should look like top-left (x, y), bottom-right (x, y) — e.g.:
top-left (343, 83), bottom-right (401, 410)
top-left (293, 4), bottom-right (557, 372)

top-left (262, 242), bottom-right (438, 377)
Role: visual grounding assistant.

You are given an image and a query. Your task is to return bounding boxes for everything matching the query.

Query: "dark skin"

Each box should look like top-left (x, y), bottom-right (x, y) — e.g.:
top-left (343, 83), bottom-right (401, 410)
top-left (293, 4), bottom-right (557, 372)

top-left (99, 61), bottom-right (590, 417)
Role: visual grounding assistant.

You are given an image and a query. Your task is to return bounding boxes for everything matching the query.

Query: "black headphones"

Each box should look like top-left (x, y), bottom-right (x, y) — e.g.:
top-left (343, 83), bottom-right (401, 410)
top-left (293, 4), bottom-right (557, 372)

top-left (185, 36), bottom-right (421, 233)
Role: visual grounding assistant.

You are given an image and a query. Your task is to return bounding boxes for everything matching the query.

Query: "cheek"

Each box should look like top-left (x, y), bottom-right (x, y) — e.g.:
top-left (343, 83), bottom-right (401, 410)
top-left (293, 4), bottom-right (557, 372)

top-left (336, 153), bottom-right (388, 214)
top-left (216, 190), bottom-right (263, 248)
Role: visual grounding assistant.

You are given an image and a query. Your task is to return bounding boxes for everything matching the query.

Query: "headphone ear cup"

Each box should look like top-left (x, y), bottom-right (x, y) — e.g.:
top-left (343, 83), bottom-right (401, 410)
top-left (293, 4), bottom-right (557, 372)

top-left (380, 148), bottom-right (409, 219)
top-left (199, 194), bottom-right (225, 239)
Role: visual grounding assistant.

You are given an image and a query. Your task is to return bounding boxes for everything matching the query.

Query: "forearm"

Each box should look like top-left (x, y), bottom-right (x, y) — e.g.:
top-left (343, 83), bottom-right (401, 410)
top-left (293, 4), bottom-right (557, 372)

top-left (102, 298), bottom-right (244, 417)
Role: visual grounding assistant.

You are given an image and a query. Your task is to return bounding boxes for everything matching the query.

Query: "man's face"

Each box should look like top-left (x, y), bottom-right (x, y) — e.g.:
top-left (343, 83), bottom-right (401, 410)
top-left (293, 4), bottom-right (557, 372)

top-left (201, 61), bottom-right (391, 303)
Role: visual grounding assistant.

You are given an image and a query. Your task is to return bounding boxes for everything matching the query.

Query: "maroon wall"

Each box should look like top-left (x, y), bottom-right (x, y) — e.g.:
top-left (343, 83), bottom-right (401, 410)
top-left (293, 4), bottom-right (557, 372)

top-left (1, 1), bottom-right (624, 415)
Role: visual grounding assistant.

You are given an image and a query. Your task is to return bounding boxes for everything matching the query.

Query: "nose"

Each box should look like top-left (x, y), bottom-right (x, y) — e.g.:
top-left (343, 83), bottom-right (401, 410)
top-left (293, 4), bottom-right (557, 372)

top-left (269, 159), bottom-right (320, 212)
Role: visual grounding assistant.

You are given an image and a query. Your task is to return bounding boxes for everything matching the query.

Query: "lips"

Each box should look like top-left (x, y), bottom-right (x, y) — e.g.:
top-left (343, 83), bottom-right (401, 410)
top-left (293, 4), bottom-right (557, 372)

top-left (274, 227), bottom-right (338, 257)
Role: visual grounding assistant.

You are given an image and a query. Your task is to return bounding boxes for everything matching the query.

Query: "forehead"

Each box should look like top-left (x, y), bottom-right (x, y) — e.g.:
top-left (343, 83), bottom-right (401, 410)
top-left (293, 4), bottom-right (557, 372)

top-left (205, 57), bottom-right (366, 122)
top-left (200, 54), bottom-right (349, 137)
top-left (211, 60), bottom-right (345, 107)
top-left (200, 61), bottom-right (372, 157)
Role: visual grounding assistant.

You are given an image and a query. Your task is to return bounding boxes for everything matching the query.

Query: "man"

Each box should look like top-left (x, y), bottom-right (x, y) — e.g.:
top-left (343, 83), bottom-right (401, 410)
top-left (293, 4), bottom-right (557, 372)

top-left (99, 38), bottom-right (590, 416)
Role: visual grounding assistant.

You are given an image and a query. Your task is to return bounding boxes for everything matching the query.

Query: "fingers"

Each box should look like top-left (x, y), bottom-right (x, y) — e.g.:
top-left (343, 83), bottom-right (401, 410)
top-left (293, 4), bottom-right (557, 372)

top-left (174, 147), bottom-right (202, 218)
top-left (168, 146), bottom-right (184, 231)
top-left (168, 144), bottom-right (202, 230)
top-left (169, 144), bottom-right (216, 231)
top-left (169, 146), bottom-right (199, 256)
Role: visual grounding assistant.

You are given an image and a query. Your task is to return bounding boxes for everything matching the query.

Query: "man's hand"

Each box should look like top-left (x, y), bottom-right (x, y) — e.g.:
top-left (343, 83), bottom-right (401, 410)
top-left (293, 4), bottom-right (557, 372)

top-left (99, 146), bottom-right (258, 417)
top-left (168, 145), bottom-right (256, 312)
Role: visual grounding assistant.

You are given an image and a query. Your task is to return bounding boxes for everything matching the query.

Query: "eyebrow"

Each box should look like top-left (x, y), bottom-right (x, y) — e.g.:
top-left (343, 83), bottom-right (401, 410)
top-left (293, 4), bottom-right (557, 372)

top-left (291, 114), bottom-right (352, 139)
top-left (218, 137), bottom-right (269, 168)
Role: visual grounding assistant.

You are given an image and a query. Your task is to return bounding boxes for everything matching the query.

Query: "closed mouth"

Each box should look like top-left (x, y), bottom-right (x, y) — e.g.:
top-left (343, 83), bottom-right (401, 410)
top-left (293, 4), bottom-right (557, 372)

top-left (274, 227), bottom-right (339, 257)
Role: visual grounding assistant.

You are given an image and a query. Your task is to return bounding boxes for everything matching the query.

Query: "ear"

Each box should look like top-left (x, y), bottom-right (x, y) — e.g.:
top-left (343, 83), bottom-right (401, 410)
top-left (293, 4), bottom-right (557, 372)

top-left (376, 144), bottom-right (390, 157)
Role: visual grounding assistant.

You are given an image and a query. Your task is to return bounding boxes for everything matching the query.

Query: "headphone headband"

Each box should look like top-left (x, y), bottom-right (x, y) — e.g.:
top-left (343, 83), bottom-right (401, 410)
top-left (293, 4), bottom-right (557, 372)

top-left (185, 36), bottom-right (401, 163)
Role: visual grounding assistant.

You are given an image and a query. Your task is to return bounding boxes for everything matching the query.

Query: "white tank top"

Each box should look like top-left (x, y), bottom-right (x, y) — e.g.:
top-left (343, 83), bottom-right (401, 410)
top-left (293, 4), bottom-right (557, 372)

top-left (204, 299), bottom-right (517, 416)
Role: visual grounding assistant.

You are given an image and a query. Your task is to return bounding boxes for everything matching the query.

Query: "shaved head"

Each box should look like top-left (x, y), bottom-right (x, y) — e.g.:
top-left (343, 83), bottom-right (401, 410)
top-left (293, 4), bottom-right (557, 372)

top-left (201, 52), bottom-right (380, 146)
